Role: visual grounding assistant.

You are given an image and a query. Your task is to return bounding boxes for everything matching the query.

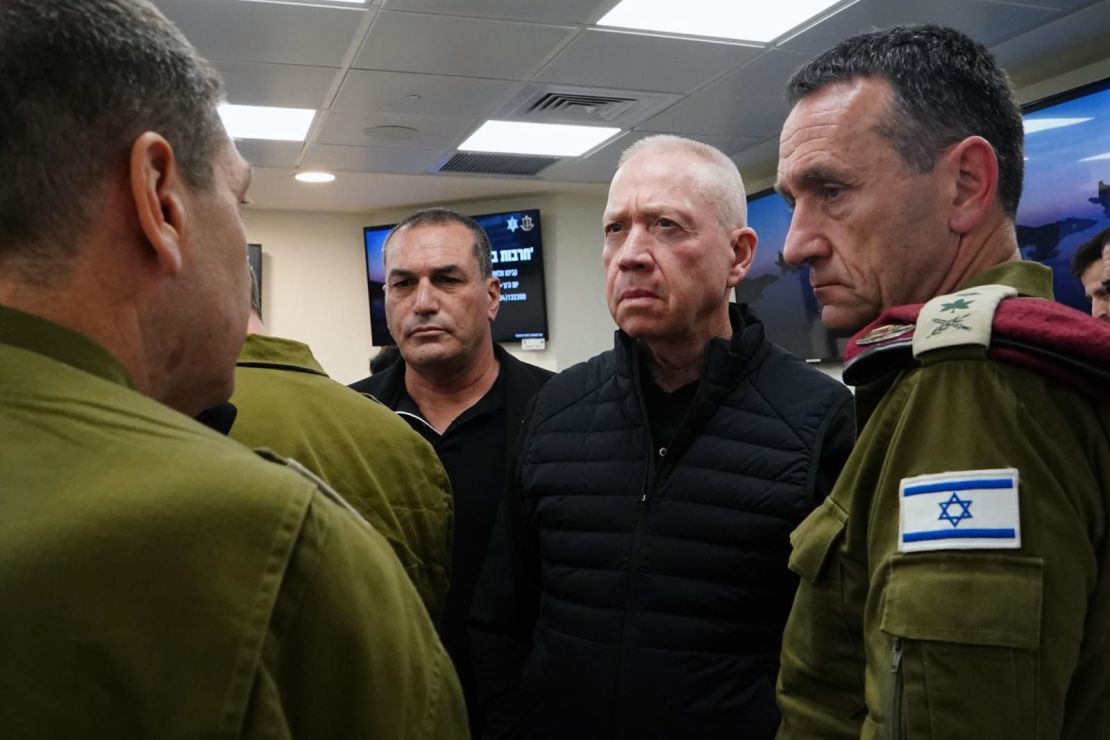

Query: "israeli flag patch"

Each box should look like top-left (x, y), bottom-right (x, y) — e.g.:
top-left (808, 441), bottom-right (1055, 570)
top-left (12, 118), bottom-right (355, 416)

top-left (898, 468), bottom-right (1021, 552)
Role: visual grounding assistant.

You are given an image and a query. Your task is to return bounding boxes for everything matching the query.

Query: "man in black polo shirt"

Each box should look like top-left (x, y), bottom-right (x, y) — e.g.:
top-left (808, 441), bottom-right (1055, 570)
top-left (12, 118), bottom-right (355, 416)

top-left (350, 208), bottom-right (551, 738)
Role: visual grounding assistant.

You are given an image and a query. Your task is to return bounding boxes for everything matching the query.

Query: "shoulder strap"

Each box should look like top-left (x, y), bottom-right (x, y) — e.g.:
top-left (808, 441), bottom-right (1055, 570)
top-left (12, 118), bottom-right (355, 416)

top-left (912, 284), bottom-right (1017, 358)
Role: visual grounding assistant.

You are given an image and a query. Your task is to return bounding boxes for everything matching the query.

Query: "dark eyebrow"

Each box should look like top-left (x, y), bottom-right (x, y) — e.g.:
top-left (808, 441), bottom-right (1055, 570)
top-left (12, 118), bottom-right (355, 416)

top-left (387, 264), bottom-right (465, 280)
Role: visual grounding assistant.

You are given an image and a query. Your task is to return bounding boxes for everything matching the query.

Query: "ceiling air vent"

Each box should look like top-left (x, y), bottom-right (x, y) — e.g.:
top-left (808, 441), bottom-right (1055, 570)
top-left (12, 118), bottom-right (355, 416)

top-left (437, 152), bottom-right (559, 177)
top-left (526, 92), bottom-right (638, 122)
top-left (499, 85), bottom-right (680, 127)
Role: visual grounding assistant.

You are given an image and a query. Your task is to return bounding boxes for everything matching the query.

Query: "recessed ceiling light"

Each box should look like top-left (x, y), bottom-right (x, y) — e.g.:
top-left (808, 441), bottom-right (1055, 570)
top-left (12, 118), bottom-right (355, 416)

top-left (459, 121), bottom-right (620, 157)
top-left (294, 171), bottom-right (336, 183)
top-left (1023, 117), bottom-right (1093, 134)
top-left (597, 0), bottom-right (842, 43)
top-left (218, 103), bottom-right (316, 142)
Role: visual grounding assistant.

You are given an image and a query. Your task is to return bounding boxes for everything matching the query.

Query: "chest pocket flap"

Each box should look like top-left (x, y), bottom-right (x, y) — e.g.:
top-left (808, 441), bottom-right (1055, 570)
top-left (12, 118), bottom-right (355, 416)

top-left (881, 553), bottom-right (1043, 648)
top-left (789, 500), bottom-right (848, 583)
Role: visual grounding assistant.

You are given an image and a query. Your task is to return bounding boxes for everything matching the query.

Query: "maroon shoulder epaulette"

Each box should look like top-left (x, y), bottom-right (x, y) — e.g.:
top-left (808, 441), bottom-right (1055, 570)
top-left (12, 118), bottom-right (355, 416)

top-left (842, 297), bottom-right (1110, 404)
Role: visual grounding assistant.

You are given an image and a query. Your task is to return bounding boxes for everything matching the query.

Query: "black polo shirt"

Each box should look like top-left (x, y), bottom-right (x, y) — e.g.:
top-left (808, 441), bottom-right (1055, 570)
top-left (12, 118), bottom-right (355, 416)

top-left (396, 377), bottom-right (507, 738)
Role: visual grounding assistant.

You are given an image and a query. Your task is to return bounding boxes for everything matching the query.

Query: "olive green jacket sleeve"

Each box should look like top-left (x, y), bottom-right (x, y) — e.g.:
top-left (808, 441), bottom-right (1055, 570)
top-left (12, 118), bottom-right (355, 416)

top-left (777, 348), bottom-right (1110, 740)
top-left (230, 334), bottom-right (453, 619)
top-left (241, 484), bottom-right (467, 739)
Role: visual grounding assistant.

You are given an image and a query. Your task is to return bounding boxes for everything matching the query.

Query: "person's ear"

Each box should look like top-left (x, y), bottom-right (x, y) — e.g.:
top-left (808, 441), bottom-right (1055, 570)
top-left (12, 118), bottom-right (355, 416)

top-left (726, 226), bottom-right (758, 288)
top-left (946, 136), bottom-right (999, 235)
top-left (129, 132), bottom-right (186, 276)
top-left (486, 276), bottom-right (502, 321)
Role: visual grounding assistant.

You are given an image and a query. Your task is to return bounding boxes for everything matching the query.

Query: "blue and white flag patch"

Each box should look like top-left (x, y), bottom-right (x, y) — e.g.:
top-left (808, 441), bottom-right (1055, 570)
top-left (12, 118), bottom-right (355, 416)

top-left (898, 468), bottom-right (1021, 552)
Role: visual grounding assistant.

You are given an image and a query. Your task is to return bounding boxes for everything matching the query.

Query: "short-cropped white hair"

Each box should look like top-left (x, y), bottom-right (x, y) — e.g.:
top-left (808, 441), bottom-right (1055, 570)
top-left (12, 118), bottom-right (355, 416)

top-left (617, 134), bottom-right (748, 229)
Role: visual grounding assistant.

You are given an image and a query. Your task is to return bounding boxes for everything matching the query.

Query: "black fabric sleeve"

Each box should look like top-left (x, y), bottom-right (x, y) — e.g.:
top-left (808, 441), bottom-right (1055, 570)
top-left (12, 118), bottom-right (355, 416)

top-left (811, 393), bottom-right (856, 505)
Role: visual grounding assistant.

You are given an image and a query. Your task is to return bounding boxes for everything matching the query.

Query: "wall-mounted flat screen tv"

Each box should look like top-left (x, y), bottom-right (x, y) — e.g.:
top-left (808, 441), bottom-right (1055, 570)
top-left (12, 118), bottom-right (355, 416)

top-left (364, 208), bottom-right (549, 347)
top-left (740, 189), bottom-right (842, 362)
top-left (1017, 76), bottom-right (1110, 313)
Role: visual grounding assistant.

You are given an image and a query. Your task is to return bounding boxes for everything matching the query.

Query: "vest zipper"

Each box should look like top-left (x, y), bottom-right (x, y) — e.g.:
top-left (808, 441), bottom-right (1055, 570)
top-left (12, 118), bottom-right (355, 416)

top-left (888, 637), bottom-right (906, 740)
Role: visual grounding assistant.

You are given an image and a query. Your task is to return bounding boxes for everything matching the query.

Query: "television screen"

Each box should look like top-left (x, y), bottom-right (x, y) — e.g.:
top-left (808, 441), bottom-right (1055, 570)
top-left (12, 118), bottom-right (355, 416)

top-left (741, 189), bottom-right (842, 362)
top-left (1018, 76), bottom-right (1110, 313)
top-left (363, 208), bottom-right (549, 347)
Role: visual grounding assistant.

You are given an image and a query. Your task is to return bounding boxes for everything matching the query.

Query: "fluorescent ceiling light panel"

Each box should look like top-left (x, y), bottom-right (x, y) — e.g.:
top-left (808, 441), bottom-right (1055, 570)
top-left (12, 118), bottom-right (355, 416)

top-left (1023, 117), bottom-right (1092, 134)
top-left (597, 0), bottom-right (841, 42)
top-left (459, 121), bottom-right (620, 157)
top-left (218, 104), bottom-right (316, 142)
top-left (294, 171), bottom-right (336, 183)
top-left (1080, 152), bottom-right (1110, 162)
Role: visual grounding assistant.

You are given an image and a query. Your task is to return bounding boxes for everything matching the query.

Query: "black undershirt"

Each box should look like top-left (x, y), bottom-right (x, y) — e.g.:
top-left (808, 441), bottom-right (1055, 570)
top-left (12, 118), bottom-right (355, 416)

top-left (640, 367), bottom-right (698, 451)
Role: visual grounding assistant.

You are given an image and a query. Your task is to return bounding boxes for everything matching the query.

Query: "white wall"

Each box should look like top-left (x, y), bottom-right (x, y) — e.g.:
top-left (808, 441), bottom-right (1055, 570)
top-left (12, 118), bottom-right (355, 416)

top-left (244, 191), bottom-right (613, 383)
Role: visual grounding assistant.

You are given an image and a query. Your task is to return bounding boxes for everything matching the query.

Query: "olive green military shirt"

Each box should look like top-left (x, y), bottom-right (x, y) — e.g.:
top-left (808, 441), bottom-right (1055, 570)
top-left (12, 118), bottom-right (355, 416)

top-left (0, 305), bottom-right (467, 739)
top-left (230, 333), bottom-right (453, 619)
top-left (777, 262), bottom-right (1110, 740)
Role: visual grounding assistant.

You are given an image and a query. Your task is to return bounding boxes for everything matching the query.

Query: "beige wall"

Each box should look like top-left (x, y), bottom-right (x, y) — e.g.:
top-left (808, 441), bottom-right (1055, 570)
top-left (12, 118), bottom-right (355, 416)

top-left (244, 191), bottom-right (612, 384)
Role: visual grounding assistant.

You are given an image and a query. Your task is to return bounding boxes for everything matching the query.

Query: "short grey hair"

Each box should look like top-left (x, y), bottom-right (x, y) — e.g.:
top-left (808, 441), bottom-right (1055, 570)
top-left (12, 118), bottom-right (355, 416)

top-left (0, 0), bottom-right (226, 268)
top-left (382, 207), bottom-right (493, 279)
top-left (618, 134), bottom-right (748, 229)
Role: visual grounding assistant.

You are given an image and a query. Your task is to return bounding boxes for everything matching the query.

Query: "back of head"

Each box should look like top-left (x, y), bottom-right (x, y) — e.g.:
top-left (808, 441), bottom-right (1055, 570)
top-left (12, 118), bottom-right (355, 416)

top-left (786, 24), bottom-right (1024, 217)
top-left (0, 0), bottom-right (226, 280)
top-left (618, 134), bottom-right (749, 229)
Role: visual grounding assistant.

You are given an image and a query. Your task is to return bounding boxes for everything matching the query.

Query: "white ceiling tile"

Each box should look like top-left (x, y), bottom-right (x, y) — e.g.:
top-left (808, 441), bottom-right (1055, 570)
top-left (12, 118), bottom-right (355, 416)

top-left (730, 137), bottom-right (783, 181)
top-left (991, 0), bottom-right (1096, 9)
top-left (303, 144), bottom-right (447, 174)
top-left (541, 129), bottom-right (763, 183)
top-left (317, 112), bottom-right (477, 148)
top-left (332, 70), bottom-right (522, 116)
top-left (215, 61), bottom-right (340, 109)
top-left (235, 139), bottom-right (304, 169)
top-left (536, 30), bottom-right (760, 93)
top-left (638, 94), bottom-right (786, 139)
top-left (539, 156), bottom-right (622, 183)
top-left (154, 0), bottom-right (366, 66)
top-left (700, 48), bottom-right (816, 99)
top-left (354, 12), bottom-right (576, 79)
top-left (993, 1), bottom-right (1110, 88)
top-left (379, 0), bottom-right (613, 24)
top-left (780, 0), bottom-right (1060, 52)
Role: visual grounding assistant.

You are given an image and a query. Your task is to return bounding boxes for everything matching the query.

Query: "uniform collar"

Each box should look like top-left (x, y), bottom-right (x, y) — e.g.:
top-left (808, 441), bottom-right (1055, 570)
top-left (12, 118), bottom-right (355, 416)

top-left (959, 260), bottom-right (1053, 299)
top-left (0, 303), bottom-right (135, 389)
top-left (236, 333), bottom-right (328, 377)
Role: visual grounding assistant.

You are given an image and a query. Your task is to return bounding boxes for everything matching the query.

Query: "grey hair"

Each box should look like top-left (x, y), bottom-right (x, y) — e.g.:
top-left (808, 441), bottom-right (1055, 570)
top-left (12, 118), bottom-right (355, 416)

top-left (618, 134), bottom-right (748, 229)
top-left (0, 0), bottom-right (226, 269)
top-left (382, 207), bottom-right (493, 279)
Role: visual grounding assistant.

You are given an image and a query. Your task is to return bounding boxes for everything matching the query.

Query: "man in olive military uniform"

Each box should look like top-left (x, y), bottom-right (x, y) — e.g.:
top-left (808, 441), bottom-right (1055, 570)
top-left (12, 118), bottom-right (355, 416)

top-left (774, 25), bottom-right (1110, 739)
top-left (0, 2), bottom-right (465, 737)
top-left (230, 286), bottom-right (454, 618)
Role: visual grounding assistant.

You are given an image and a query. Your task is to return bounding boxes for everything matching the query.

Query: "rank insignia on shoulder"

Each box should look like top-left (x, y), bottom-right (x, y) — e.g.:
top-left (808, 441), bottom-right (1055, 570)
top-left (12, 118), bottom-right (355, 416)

top-left (912, 284), bottom-right (1017, 358)
top-left (898, 468), bottom-right (1021, 552)
top-left (856, 323), bottom-right (915, 346)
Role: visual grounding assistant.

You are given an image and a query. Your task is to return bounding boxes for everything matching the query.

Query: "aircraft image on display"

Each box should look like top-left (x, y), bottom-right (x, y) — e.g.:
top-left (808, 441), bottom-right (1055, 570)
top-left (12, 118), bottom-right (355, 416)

top-left (735, 273), bottom-right (779, 304)
top-left (775, 251), bottom-right (799, 274)
top-left (1015, 217), bottom-right (1098, 261)
top-left (1089, 180), bottom-right (1110, 218)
